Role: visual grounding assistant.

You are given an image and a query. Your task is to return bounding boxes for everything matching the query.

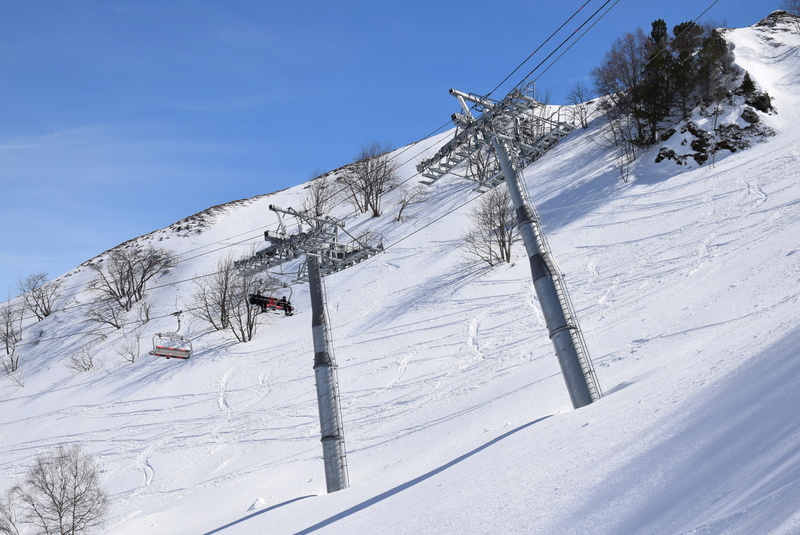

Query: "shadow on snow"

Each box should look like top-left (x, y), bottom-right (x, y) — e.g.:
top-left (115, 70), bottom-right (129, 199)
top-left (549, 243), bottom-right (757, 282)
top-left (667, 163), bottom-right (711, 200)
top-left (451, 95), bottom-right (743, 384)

top-left (294, 415), bottom-right (551, 534)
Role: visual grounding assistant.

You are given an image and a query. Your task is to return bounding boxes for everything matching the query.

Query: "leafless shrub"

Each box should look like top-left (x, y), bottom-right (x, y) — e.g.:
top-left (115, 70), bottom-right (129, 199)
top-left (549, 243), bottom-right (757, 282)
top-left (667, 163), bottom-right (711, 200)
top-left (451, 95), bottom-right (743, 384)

top-left (396, 185), bottom-right (427, 222)
top-left (65, 346), bottom-right (101, 372)
top-left (566, 81), bottom-right (594, 129)
top-left (90, 246), bottom-right (176, 312)
top-left (302, 172), bottom-right (333, 218)
top-left (114, 328), bottom-right (143, 363)
top-left (8, 444), bottom-right (107, 535)
top-left (17, 273), bottom-right (61, 321)
top-left (191, 257), bottom-right (262, 342)
top-left (462, 187), bottom-right (519, 266)
top-left (354, 230), bottom-right (383, 252)
top-left (339, 141), bottom-right (398, 217)
top-left (1, 299), bottom-right (23, 375)
top-left (2, 370), bottom-right (24, 388)
top-left (592, 96), bottom-right (639, 183)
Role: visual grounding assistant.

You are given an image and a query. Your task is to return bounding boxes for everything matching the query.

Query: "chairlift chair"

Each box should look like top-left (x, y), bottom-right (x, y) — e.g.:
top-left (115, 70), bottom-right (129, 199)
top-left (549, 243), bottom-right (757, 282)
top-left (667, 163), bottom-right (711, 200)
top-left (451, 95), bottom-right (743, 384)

top-left (150, 311), bottom-right (193, 359)
top-left (150, 332), bottom-right (193, 359)
top-left (248, 283), bottom-right (294, 316)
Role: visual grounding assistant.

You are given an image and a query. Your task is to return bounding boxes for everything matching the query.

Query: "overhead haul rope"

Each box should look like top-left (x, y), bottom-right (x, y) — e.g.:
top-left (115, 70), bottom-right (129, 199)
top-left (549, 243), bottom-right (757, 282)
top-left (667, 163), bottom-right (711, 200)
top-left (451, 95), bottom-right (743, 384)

top-left (580, 0), bottom-right (721, 128)
top-left (485, 0), bottom-right (594, 100)
top-left (8, 0), bottom-right (617, 313)
top-left (8, 1), bottom-right (630, 330)
top-left (519, 0), bottom-right (616, 88)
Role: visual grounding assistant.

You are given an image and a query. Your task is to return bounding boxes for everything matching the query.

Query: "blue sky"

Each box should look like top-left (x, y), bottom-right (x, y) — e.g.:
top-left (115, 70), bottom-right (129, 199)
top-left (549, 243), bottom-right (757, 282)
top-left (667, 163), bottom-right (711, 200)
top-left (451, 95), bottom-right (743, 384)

top-left (0, 0), bottom-right (777, 296)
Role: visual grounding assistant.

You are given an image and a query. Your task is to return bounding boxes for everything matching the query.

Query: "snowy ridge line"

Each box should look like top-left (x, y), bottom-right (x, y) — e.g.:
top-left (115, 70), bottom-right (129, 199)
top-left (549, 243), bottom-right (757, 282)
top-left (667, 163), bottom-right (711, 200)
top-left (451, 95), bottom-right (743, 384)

top-left (3, 0), bottom-right (624, 315)
top-left (3, 131), bottom-right (448, 319)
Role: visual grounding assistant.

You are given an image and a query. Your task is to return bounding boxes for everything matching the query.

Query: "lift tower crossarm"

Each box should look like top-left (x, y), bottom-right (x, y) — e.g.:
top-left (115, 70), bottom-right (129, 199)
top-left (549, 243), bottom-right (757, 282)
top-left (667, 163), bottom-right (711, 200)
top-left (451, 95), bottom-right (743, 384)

top-left (266, 205), bottom-right (383, 281)
top-left (235, 205), bottom-right (383, 281)
top-left (449, 88), bottom-right (496, 114)
top-left (417, 81), bottom-right (572, 191)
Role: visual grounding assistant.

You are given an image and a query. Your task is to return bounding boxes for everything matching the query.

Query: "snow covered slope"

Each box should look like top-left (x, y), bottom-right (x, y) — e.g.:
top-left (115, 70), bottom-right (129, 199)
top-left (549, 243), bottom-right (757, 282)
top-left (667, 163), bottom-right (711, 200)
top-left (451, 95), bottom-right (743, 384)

top-left (2, 13), bottom-right (800, 535)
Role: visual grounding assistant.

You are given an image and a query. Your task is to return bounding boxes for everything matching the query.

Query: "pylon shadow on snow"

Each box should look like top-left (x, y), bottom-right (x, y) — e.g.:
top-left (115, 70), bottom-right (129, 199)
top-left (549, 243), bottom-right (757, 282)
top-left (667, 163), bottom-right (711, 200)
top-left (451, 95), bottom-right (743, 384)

top-left (294, 415), bottom-right (552, 534)
top-left (201, 495), bottom-right (315, 535)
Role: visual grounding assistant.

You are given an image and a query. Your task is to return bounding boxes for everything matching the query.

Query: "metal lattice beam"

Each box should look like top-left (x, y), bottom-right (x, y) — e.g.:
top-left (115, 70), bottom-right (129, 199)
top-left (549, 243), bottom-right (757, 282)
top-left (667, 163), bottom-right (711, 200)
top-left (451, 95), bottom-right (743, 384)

top-left (417, 81), bottom-right (575, 191)
top-left (235, 205), bottom-right (383, 281)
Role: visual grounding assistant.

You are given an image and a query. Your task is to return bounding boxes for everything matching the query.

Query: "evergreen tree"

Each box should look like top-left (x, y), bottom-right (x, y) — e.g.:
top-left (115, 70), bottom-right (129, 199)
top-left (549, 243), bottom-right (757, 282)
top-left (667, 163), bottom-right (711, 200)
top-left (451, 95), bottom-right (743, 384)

top-left (670, 21), bottom-right (704, 117)
top-left (592, 16), bottom-right (733, 155)
top-left (696, 30), bottom-right (732, 103)
top-left (635, 19), bottom-right (672, 144)
top-left (740, 72), bottom-right (756, 95)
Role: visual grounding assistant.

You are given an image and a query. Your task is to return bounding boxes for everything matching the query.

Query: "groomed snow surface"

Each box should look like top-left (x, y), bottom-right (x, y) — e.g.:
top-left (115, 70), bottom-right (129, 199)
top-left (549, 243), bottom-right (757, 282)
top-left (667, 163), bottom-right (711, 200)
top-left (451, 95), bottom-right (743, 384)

top-left (2, 15), bottom-right (800, 535)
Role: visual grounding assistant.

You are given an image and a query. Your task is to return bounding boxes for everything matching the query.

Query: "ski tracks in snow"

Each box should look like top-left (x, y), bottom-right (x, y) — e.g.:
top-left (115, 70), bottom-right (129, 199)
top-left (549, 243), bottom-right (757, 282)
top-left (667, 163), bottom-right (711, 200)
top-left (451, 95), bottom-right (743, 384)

top-left (745, 179), bottom-right (769, 207)
top-left (140, 460), bottom-right (155, 487)
top-left (217, 366), bottom-right (236, 419)
top-left (466, 311), bottom-right (489, 364)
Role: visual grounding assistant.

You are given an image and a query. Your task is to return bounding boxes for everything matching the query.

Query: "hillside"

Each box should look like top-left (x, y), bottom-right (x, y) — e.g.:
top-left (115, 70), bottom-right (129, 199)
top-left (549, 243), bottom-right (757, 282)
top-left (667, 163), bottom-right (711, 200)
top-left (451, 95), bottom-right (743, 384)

top-left (2, 13), bottom-right (800, 535)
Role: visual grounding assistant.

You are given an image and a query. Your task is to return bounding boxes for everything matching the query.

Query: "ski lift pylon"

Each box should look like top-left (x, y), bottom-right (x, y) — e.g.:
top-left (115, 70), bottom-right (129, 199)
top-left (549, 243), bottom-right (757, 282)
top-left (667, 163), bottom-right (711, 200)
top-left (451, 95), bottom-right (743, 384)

top-left (150, 311), bottom-right (193, 360)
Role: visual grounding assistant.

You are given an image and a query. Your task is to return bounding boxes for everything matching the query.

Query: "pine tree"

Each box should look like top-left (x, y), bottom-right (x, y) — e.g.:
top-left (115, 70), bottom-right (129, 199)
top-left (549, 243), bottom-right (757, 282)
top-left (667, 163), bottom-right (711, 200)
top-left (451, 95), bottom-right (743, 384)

top-left (670, 21), bottom-right (704, 117)
top-left (740, 72), bottom-right (756, 95)
top-left (635, 19), bottom-right (672, 144)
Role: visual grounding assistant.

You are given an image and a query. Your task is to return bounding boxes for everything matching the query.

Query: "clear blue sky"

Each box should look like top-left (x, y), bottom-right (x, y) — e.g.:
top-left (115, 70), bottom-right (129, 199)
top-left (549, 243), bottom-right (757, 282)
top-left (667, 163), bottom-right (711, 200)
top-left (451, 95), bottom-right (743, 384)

top-left (0, 0), bottom-right (778, 296)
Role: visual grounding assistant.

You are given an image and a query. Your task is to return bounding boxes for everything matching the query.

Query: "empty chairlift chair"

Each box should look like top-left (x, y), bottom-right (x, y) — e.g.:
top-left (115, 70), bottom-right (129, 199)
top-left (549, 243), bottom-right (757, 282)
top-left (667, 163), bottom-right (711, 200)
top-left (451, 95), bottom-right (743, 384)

top-left (150, 312), bottom-right (193, 359)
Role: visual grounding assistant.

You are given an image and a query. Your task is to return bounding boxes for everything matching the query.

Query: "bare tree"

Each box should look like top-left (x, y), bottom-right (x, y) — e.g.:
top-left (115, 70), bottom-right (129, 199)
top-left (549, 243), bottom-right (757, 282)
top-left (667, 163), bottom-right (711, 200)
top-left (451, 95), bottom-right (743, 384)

top-left (396, 185), bottom-right (427, 222)
top-left (17, 273), bottom-right (61, 321)
top-left (85, 298), bottom-right (124, 330)
top-left (302, 172), bottom-right (333, 218)
top-left (227, 269), bottom-right (262, 343)
top-left (781, 2), bottom-right (800, 33)
top-left (340, 141), bottom-right (398, 217)
top-left (592, 28), bottom-right (650, 142)
top-left (566, 81), bottom-right (594, 129)
top-left (0, 492), bottom-right (21, 535)
top-left (1, 299), bottom-right (23, 374)
top-left (135, 298), bottom-right (151, 325)
top-left (65, 346), bottom-right (101, 372)
top-left (462, 187), bottom-right (519, 266)
top-left (190, 256), bottom-right (237, 331)
top-left (90, 246), bottom-right (176, 312)
top-left (191, 257), bottom-right (263, 342)
top-left (11, 444), bottom-right (107, 535)
top-left (467, 147), bottom-right (500, 185)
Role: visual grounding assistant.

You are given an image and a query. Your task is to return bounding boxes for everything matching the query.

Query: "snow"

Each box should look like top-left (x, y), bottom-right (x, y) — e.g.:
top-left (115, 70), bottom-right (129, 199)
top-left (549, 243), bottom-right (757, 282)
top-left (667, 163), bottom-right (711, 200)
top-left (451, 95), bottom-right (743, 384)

top-left (2, 14), bottom-right (800, 535)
